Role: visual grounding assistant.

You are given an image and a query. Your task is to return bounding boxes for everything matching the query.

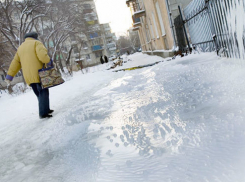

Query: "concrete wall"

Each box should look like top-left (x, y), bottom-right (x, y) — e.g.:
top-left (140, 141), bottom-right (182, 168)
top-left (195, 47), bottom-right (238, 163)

top-left (143, 51), bottom-right (174, 58)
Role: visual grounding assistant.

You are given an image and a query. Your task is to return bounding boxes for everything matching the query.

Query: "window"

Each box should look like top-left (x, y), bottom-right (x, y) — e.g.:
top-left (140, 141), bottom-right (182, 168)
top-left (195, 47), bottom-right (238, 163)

top-left (14, 12), bottom-right (19, 19)
top-left (49, 41), bottom-right (54, 47)
top-left (86, 54), bottom-right (90, 60)
top-left (70, 35), bottom-right (76, 41)
top-left (63, 46), bottom-right (68, 52)
top-left (90, 32), bottom-right (99, 39)
top-left (83, 42), bottom-right (88, 48)
top-left (95, 51), bottom-right (102, 58)
top-left (155, 1), bottom-right (166, 36)
top-left (92, 39), bottom-right (101, 46)
top-left (152, 12), bottom-right (159, 38)
top-left (73, 46), bottom-right (79, 54)
top-left (83, 4), bottom-right (91, 9)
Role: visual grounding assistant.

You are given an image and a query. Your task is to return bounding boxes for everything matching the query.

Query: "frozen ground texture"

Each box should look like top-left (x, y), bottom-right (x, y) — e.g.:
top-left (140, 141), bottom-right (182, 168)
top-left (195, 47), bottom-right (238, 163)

top-left (0, 52), bottom-right (245, 182)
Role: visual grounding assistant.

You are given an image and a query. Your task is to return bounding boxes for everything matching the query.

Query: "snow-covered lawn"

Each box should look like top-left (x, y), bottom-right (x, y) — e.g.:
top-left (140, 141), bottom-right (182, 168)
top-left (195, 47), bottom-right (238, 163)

top-left (1, 52), bottom-right (245, 182)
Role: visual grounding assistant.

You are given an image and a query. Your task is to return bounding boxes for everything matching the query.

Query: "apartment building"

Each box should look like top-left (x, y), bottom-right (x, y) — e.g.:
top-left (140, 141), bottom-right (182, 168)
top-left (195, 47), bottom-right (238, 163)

top-left (127, 0), bottom-right (174, 52)
top-left (126, 0), bottom-right (192, 57)
top-left (101, 23), bottom-right (117, 57)
top-left (64, 1), bottom-right (118, 69)
top-left (63, 0), bottom-right (108, 69)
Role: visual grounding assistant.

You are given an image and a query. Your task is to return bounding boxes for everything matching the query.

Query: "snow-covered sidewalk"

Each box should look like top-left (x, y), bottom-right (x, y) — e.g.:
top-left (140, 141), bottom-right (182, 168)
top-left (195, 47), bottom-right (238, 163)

top-left (0, 52), bottom-right (245, 182)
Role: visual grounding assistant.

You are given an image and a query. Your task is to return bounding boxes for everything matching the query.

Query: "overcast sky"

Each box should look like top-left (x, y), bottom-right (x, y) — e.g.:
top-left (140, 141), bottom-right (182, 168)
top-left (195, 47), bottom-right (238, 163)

top-left (95, 0), bottom-right (133, 36)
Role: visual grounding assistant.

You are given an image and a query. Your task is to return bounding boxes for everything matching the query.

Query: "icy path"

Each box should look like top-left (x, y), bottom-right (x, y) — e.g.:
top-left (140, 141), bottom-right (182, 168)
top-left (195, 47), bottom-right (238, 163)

top-left (1, 53), bottom-right (245, 182)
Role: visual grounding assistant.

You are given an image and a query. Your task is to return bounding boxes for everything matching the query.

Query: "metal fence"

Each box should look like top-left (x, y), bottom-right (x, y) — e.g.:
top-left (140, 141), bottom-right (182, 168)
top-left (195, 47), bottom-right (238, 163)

top-left (183, 0), bottom-right (245, 59)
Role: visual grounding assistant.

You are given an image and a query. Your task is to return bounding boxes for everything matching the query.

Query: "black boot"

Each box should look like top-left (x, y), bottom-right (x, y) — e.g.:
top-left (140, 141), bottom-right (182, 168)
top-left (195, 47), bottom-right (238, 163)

top-left (48, 109), bottom-right (54, 114)
top-left (40, 114), bottom-right (53, 119)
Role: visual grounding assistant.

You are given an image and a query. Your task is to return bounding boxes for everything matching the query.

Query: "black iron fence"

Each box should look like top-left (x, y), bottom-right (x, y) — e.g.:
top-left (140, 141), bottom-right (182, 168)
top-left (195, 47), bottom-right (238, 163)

top-left (178, 0), bottom-right (245, 59)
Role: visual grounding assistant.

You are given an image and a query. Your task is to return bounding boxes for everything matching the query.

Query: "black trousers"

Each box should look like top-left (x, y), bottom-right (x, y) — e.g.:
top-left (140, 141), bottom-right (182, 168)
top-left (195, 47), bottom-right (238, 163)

top-left (30, 83), bottom-right (50, 116)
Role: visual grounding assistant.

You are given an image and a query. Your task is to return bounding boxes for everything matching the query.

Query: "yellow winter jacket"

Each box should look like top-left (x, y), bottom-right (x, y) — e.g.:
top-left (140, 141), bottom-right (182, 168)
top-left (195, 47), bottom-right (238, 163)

top-left (7, 38), bottom-right (50, 85)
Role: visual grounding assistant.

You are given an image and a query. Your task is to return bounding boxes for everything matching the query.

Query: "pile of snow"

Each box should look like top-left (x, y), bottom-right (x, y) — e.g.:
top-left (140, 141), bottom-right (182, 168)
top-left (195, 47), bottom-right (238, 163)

top-left (113, 52), bottom-right (164, 71)
top-left (0, 52), bottom-right (245, 182)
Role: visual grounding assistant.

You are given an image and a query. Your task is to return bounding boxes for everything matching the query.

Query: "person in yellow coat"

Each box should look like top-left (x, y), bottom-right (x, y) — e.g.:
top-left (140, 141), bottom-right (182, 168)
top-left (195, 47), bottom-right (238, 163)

top-left (5, 32), bottom-right (54, 119)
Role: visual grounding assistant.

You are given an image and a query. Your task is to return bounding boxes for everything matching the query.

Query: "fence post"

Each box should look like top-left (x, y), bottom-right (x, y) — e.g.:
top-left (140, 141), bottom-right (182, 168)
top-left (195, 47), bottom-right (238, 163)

top-left (205, 0), bottom-right (219, 55)
top-left (178, 5), bottom-right (191, 52)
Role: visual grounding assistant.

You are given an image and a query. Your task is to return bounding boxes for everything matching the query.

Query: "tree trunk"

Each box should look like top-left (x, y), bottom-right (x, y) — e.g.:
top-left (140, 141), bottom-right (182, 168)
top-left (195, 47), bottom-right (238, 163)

top-left (58, 59), bottom-right (65, 73)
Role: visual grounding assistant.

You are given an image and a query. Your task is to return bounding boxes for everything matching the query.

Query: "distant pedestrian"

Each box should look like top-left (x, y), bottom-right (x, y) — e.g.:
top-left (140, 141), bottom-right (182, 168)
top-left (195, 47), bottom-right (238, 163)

top-left (104, 55), bottom-right (108, 63)
top-left (100, 56), bottom-right (104, 64)
top-left (5, 32), bottom-right (54, 119)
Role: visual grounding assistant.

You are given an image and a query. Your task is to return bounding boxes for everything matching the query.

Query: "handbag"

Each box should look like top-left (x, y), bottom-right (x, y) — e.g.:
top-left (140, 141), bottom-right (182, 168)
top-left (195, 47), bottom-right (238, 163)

top-left (38, 64), bottom-right (65, 89)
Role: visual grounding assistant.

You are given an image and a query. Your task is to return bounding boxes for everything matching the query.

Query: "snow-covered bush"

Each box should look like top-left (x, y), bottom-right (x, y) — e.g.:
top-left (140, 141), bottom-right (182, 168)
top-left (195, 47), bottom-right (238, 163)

top-left (10, 83), bottom-right (31, 95)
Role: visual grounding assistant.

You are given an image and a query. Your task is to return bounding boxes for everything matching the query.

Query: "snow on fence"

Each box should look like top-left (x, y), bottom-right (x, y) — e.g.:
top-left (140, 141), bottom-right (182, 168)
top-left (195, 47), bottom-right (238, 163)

top-left (183, 0), bottom-right (245, 59)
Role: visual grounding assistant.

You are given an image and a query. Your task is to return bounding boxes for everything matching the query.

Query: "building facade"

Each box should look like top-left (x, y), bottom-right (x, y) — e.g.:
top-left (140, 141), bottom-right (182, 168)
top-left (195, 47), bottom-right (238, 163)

top-left (126, 0), bottom-right (192, 56)
top-left (66, 0), bottom-right (108, 69)
top-left (58, 1), bottom-right (118, 69)
top-left (101, 23), bottom-right (117, 57)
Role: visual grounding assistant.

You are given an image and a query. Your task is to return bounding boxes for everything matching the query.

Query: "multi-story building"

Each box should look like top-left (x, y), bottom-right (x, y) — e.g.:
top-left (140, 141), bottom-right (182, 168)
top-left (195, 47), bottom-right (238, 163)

top-left (69, 1), bottom-right (118, 69)
top-left (66, 0), bottom-right (108, 69)
top-left (126, 0), bottom-right (192, 57)
top-left (101, 23), bottom-right (117, 57)
top-left (126, 0), bottom-right (174, 52)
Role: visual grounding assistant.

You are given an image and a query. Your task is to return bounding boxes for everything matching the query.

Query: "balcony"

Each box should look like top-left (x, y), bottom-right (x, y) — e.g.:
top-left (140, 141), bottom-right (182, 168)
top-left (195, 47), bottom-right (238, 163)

top-left (107, 43), bottom-right (116, 47)
top-left (85, 17), bottom-right (98, 22)
top-left (126, 0), bottom-right (136, 7)
top-left (92, 45), bottom-right (103, 51)
top-left (133, 22), bottom-right (141, 27)
top-left (83, 9), bottom-right (93, 14)
top-left (105, 33), bottom-right (113, 38)
top-left (104, 27), bottom-right (111, 31)
top-left (133, 9), bottom-right (146, 19)
top-left (84, 13), bottom-right (98, 22)
top-left (132, 27), bottom-right (140, 31)
top-left (89, 32), bottom-right (100, 39)
top-left (86, 20), bottom-right (98, 25)
top-left (83, 4), bottom-right (91, 9)
top-left (88, 25), bottom-right (101, 32)
top-left (109, 47), bottom-right (116, 51)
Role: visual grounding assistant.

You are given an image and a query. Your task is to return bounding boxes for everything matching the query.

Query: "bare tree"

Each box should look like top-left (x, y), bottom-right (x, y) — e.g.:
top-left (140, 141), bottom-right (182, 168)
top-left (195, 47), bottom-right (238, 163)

top-left (0, 0), bottom-right (51, 85)
top-left (117, 36), bottom-right (134, 55)
top-left (129, 31), bottom-right (141, 52)
top-left (0, 0), bottom-right (87, 79)
top-left (0, 33), bottom-right (12, 76)
top-left (35, 0), bottom-right (86, 74)
top-left (0, 0), bottom-right (50, 51)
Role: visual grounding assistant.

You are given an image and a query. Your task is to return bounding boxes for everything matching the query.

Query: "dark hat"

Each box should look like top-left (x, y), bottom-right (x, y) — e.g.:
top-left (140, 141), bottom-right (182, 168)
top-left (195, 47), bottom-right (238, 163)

top-left (24, 32), bottom-right (38, 40)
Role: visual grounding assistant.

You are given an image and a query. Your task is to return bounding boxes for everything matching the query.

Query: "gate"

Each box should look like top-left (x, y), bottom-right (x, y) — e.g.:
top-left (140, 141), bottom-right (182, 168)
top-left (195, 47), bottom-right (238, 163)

top-left (183, 0), bottom-right (245, 59)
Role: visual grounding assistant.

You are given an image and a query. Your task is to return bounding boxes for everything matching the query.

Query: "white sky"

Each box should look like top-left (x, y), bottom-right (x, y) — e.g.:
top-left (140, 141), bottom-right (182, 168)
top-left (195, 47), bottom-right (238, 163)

top-left (95, 0), bottom-right (133, 37)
